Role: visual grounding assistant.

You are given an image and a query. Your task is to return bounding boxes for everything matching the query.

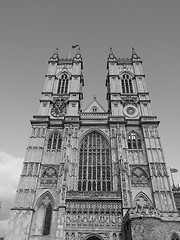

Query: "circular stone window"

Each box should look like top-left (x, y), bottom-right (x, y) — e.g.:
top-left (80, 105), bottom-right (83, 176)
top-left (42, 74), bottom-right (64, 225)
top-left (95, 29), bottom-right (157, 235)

top-left (123, 105), bottom-right (138, 118)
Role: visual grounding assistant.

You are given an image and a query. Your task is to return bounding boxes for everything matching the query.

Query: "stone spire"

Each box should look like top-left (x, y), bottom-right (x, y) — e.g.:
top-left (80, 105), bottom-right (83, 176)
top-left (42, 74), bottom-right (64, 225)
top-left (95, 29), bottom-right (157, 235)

top-left (131, 46), bottom-right (141, 61)
top-left (49, 47), bottom-right (59, 62)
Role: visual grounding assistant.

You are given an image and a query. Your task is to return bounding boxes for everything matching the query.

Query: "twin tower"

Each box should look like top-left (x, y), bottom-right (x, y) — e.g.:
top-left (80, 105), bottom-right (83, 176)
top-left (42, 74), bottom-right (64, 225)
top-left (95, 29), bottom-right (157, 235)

top-left (5, 47), bottom-right (180, 240)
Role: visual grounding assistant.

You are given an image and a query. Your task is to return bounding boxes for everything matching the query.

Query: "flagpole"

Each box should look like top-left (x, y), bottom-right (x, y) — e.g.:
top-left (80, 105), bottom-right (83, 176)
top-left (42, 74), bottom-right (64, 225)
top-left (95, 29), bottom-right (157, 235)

top-left (68, 48), bottom-right (72, 59)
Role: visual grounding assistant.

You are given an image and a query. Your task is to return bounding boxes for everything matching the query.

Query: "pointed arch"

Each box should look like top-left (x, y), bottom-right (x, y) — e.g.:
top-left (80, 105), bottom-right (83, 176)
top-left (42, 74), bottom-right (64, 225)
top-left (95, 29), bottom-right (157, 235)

top-left (57, 71), bottom-right (71, 94)
top-left (78, 130), bottom-right (112, 192)
top-left (120, 71), bottom-right (134, 94)
top-left (133, 191), bottom-right (153, 211)
top-left (131, 167), bottom-right (149, 187)
top-left (79, 128), bottom-right (110, 147)
top-left (119, 69), bottom-right (134, 78)
top-left (32, 191), bottom-right (55, 236)
top-left (35, 191), bottom-right (55, 209)
top-left (84, 233), bottom-right (104, 240)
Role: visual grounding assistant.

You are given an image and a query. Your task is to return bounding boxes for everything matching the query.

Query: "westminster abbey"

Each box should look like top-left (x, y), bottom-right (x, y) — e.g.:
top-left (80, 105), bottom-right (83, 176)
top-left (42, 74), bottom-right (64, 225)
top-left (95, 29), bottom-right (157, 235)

top-left (5, 47), bottom-right (180, 240)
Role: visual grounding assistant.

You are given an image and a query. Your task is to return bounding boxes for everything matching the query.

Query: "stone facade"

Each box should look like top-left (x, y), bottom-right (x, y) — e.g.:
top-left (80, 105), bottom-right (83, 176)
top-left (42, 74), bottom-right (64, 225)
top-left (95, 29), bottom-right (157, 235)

top-left (5, 47), bottom-right (180, 240)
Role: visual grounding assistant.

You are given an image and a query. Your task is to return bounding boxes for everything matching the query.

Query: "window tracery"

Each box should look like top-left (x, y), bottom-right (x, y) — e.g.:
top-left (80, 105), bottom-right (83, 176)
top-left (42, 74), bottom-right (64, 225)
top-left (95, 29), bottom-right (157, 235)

top-left (57, 73), bottom-right (69, 94)
top-left (33, 194), bottom-right (53, 236)
top-left (78, 131), bottom-right (112, 191)
top-left (128, 132), bottom-right (142, 149)
top-left (47, 132), bottom-right (62, 151)
top-left (127, 132), bottom-right (144, 164)
top-left (40, 167), bottom-right (58, 187)
top-left (121, 73), bottom-right (133, 94)
top-left (131, 167), bottom-right (148, 187)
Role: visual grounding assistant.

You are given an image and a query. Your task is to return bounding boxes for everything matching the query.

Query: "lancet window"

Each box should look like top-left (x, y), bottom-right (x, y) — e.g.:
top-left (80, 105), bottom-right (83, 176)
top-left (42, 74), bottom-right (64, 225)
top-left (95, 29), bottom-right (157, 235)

top-left (128, 132), bottom-right (142, 149)
top-left (57, 73), bottom-right (69, 94)
top-left (32, 195), bottom-right (53, 236)
top-left (121, 73), bottom-right (133, 94)
top-left (127, 132), bottom-right (144, 164)
top-left (43, 204), bottom-right (52, 235)
top-left (47, 132), bottom-right (62, 151)
top-left (78, 131), bottom-right (112, 192)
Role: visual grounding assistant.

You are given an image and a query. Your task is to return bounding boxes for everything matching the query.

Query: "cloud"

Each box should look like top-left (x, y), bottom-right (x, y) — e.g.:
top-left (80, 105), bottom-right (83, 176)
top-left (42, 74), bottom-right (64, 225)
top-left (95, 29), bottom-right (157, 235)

top-left (0, 151), bottom-right (23, 237)
top-left (0, 151), bottom-right (23, 200)
top-left (0, 220), bottom-right (9, 238)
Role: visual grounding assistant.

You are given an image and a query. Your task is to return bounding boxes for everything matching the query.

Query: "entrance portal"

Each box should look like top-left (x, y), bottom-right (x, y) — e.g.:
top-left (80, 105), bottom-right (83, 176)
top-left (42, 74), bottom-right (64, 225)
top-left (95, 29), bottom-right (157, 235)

top-left (86, 236), bottom-right (102, 240)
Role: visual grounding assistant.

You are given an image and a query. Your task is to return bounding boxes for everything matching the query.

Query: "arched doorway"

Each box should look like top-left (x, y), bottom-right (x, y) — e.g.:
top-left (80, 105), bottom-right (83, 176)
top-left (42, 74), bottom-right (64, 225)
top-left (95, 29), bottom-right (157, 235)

top-left (86, 236), bottom-right (102, 240)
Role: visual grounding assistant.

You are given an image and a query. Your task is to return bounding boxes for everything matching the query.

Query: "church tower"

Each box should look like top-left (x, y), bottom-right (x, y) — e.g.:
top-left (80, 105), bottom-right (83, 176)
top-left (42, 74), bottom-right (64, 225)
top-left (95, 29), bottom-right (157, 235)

top-left (5, 47), bottom-right (180, 240)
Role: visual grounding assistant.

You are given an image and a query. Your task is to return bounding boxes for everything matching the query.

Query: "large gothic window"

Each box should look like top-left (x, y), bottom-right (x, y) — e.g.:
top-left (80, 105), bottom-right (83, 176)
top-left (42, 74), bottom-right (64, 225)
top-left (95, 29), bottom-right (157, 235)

top-left (57, 73), bottom-right (69, 94)
top-left (47, 132), bottom-right (62, 151)
top-left (121, 73), bottom-right (133, 94)
top-left (78, 131), bottom-right (112, 192)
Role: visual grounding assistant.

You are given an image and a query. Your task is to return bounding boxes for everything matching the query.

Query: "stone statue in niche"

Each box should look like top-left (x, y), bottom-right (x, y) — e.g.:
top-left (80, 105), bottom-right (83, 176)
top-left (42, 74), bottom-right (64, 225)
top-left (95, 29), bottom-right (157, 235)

top-left (133, 192), bottom-right (153, 214)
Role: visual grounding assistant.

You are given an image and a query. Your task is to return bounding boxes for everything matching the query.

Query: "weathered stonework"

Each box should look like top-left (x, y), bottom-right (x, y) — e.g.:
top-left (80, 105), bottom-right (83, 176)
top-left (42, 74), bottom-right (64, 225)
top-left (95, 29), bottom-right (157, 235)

top-left (5, 48), bottom-right (180, 240)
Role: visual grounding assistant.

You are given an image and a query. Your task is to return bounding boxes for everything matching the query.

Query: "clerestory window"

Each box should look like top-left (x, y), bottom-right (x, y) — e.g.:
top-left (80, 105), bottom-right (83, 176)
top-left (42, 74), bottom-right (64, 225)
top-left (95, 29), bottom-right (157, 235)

top-left (121, 73), bottom-right (133, 94)
top-left (47, 132), bottom-right (62, 151)
top-left (78, 131), bottom-right (112, 192)
top-left (128, 132), bottom-right (142, 149)
top-left (57, 73), bottom-right (69, 94)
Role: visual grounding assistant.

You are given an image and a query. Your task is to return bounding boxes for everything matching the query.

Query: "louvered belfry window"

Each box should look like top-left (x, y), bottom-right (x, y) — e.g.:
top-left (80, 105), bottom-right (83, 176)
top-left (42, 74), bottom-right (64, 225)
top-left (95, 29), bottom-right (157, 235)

top-left (57, 73), bottom-right (69, 94)
top-left (121, 73), bottom-right (133, 94)
top-left (78, 131), bottom-right (112, 192)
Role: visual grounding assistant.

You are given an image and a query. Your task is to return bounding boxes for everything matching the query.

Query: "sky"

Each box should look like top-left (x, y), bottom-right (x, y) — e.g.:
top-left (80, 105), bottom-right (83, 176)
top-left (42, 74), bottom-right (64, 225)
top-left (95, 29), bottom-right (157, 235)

top-left (0, 0), bottom-right (180, 237)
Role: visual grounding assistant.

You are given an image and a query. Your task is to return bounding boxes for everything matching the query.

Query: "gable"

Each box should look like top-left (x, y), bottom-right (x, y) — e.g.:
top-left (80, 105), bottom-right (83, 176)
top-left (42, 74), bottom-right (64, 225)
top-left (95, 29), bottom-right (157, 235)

top-left (83, 97), bottom-right (106, 113)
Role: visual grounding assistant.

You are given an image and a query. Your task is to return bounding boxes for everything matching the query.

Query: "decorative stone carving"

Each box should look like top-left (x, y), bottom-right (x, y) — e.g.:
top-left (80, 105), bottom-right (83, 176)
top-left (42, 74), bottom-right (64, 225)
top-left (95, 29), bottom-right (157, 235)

top-left (65, 199), bottom-right (122, 229)
top-left (66, 190), bottom-right (121, 199)
top-left (120, 96), bottom-right (138, 107)
top-left (51, 97), bottom-right (68, 117)
top-left (132, 192), bottom-right (153, 214)
top-left (40, 167), bottom-right (58, 188)
top-left (131, 167), bottom-right (149, 187)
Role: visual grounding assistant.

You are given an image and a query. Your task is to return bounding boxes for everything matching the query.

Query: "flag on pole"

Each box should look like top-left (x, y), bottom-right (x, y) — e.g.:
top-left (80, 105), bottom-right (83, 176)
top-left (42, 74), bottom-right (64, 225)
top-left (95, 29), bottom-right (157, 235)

top-left (170, 168), bottom-right (178, 173)
top-left (72, 45), bottom-right (79, 49)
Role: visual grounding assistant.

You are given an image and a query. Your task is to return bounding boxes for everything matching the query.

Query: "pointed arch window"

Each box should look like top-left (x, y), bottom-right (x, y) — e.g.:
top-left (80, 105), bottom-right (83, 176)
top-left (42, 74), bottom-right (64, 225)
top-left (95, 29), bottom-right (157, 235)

top-left (47, 132), bottom-right (62, 151)
top-left (57, 73), bottom-right (69, 94)
top-left (121, 73), bottom-right (133, 94)
top-left (78, 131), bottom-right (112, 191)
top-left (43, 204), bottom-right (52, 235)
top-left (128, 132), bottom-right (142, 149)
top-left (32, 195), bottom-right (53, 236)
